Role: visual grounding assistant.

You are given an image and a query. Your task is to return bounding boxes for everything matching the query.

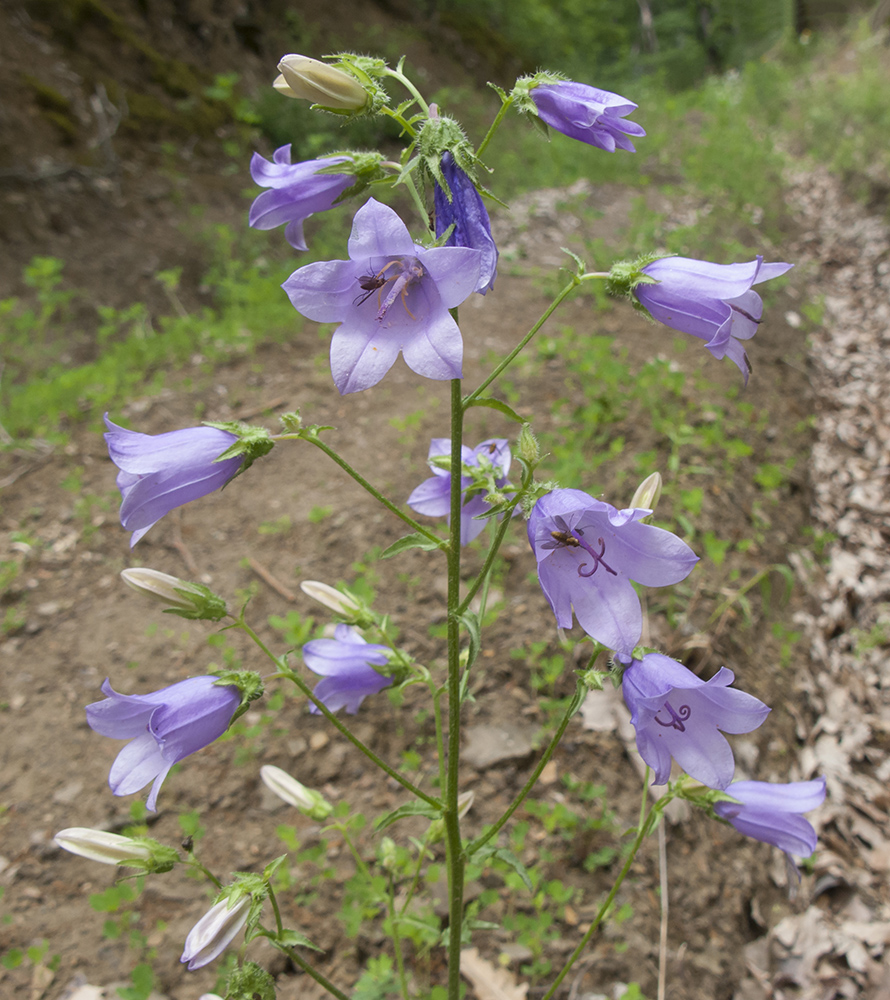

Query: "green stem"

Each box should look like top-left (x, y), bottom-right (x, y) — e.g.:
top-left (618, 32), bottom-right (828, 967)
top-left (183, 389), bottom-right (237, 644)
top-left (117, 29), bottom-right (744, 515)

top-left (340, 825), bottom-right (371, 879)
top-left (398, 832), bottom-right (433, 918)
top-left (383, 66), bottom-right (431, 115)
top-left (380, 105), bottom-right (418, 138)
top-left (388, 878), bottom-right (412, 1000)
top-left (236, 619), bottom-right (441, 809)
top-left (457, 493), bottom-right (522, 616)
top-left (268, 885), bottom-right (285, 935)
top-left (463, 276), bottom-right (580, 406)
top-left (432, 683), bottom-right (447, 792)
top-left (286, 945), bottom-right (352, 1000)
top-left (540, 781), bottom-right (661, 1000)
top-left (476, 95), bottom-right (515, 158)
top-left (466, 680), bottom-right (585, 856)
top-left (302, 433), bottom-right (443, 546)
top-left (444, 375), bottom-right (465, 1000)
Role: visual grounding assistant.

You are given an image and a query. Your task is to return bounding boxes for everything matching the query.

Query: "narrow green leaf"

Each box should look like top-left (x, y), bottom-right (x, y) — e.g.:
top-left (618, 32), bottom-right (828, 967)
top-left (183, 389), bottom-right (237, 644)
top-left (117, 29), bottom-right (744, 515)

top-left (380, 532), bottom-right (443, 559)
top-left (464, 396), bottom-right (526, 423)
top-left (375, 800), bottom-right (440, 832)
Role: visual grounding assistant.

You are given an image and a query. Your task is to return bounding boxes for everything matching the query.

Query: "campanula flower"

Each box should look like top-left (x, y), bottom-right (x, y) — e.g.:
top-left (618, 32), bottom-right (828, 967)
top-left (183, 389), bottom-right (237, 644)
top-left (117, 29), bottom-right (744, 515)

top-left (282, 198), bottom-right (481, 394)
top-left (527, 489), bottom-right (698, 655)
top-left (408, 438), bottom-right (514, 545)
top-left (180, 893), bottom-right (251, 970)
top-left (302, 624), bottom-right (393, 713)
top-left (714, 778), bottom-right (825, 856)
top-left (634, 255), bottom-right (793, 383)
top-left (104, 416), bottom-right (242, 546)
top-left (275, 54), bottom-right (368, 111)
top-left (530, 81), bottom-right (645, 152)
top-left (54, 828), bottom-right (155, 867)
top-left (260, 764), bottom-right (333, 819)
top-left (433, 153), bottom-right (498, 294)
top-left (86, 676), bottom-right (240, 811)
top-left (621, 653), bottom-right (770, 788)
top-left (249, 147), bottom-right (354, 250)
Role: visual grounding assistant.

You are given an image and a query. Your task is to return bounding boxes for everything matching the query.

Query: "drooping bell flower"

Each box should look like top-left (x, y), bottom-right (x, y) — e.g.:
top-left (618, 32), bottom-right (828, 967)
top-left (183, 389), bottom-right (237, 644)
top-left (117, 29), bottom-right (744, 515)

top-left (283, 199), bottom-right (481, 394)
top-left (529, 81), bottom-right (645, 152)
top-left (301, 624), bottom-right (393, 714)
top-left (408, 437), bottom-right (514, 545)
top-left (180, 893), bottom-right (252, 970)
top-left (633, 255), bottom-right (793, 383)
top-left (103, 416), bottom-right (242, 546)
top-left (249, 147), bottom-right (354, 250)
top-left (527, 489), bottom-right (698, 656)
top-left (86, 676), bottom-right (241, 811)
top-left (433, 153), bottom-right (498, 294)
top-left (714, 778), bottom-right (825, 856)
top-left (621, 653), bottom-right (770, 788)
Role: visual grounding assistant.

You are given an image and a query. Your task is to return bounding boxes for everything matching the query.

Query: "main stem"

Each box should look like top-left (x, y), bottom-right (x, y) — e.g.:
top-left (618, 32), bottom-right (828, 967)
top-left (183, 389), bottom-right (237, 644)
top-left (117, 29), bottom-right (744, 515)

top-left (444, 375), bottom-right (465, 1000)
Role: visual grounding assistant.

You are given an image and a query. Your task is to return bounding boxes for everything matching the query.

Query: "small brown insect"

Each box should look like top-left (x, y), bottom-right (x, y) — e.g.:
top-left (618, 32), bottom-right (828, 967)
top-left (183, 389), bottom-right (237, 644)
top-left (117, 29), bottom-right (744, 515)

top-left (353, 270), bottom-right (390, 306)
top-left (550, 530), bottom-right (580, 547)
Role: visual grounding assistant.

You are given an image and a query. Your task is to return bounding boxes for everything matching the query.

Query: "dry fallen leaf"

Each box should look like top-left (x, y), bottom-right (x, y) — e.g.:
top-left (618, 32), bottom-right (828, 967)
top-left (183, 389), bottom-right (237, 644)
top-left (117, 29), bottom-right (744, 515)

top-left (460, 947), bottom-right (529, 1000)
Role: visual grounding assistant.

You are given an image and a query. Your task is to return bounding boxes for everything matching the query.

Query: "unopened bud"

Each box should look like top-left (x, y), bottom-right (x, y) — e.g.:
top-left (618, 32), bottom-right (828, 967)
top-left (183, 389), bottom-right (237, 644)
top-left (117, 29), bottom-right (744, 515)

top-left (121, 568), bottom-right (227, 621)
top-left (630, 472), bottom-right (662, 513)
top-left (276, 55), bottom-right (368, 111)
top-left (518, 424), bottom-right (540, 465)
top-left (180, 893), bottom-right (252, 971)
top-left (260, 765), bottom-right (333, 820)
top-left (54, 827), bottom-right (177, 871)
top-left (378, 836), bottom-right (398, 871)
top-left (300, 581), bottom-right (361, 617)
top-left (427, 791), bottom-right (475, 843)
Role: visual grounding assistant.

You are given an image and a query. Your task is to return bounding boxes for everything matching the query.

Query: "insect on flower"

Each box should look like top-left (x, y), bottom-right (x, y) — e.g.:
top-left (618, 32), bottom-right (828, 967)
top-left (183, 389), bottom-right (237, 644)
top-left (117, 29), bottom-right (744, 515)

top-left (353, 266), bottom-right (392, 307)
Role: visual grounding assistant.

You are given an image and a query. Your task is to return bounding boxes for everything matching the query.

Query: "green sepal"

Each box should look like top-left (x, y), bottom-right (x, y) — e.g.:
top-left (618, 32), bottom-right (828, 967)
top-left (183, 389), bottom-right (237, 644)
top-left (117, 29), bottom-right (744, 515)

top-left (380, 532), bottom-right (445, 558)
top-left (374, 800), bottom-right (441, 833)
top-left (213, 670), bottom-right (264, 722)
top-left (161, 583), bottom-right (227, 622)
top-left (463, 395), bottom-right (527, 423)
top-left (606, 252), bottom-right (664, 305)
top-left (203, 421), bottom-right (274, 476)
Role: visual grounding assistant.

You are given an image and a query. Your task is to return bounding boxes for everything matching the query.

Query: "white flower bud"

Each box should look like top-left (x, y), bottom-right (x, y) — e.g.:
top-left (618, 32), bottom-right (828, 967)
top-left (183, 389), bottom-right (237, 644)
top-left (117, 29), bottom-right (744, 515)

top-left (180, 894), bottom-right (251, 971)
top-left (300, 580), bottom-right (361, 616)
top-left (630, 471), bottom-right (662, 513)
top-left (54, 828), bottom-right (154, 867)
top-left (121, 568), bottom-right (198, 610)
top-left (276, 55), bottom-right (368, 111)
top-left (260, 765), bottom-right (333, 820)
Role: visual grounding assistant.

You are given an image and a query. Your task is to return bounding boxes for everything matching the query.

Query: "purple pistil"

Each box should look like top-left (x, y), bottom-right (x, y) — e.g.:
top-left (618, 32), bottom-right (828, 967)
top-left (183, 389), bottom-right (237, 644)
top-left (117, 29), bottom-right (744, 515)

top-left (544, 517), bottom-right (617, 578)
top-left (654, 700), bottom-right (691, 732)
top-left (371, 259), bottom-right (424, 322)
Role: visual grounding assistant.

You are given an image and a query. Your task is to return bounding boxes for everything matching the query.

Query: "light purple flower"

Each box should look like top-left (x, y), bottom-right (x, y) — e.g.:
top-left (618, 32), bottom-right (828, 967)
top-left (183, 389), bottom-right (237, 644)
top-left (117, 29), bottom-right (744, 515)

top-left (282, 198), bottom-right (481, 394)
top-left (104, 416), bottom-right (241, 546)
top-left (407, 438), bottom-right (513, 545)
top-left (527, 489), bottom-right (698, 656)
top-left (530, 82), bottom-right (645, 152)
top-left (434, 153), bottom-right (498, 294)
top-left (248, 146), bottom-right (354, 251)
top-left (180, 894), bottom-right (251, 970)
top-left (86, 676), bottom-right (240, 811)
top-left (621, 653), bottom-right (770, 788)
top-left (714, 778), bottom-right (825, 857)
top-left (634, 256), bottom-right (793, 383)
top-left (302, 624), bottom-right (393, 714)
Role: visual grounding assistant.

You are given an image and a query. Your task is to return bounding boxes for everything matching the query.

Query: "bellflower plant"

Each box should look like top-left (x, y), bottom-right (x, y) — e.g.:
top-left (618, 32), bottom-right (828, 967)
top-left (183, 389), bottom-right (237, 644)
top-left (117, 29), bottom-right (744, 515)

top-left (529, 81), bottom-right (646, 152)
top-left (408, 438), bottom-right (513, 545)
top-left (714, 778), bottom-right (826, 856)
top-left (527, 489), bottom-right (698, 656)
top-left (282, 198), bottom-right (481, 393)
top-left (434, 152), bottom-right (498, 294)
top-left (633, 255), bottom-right (793, 383)
top-left (302, 624), bottom-right (393, 714)
top-left (249, 147), bottom-right (354, 250)
top-left (103, 417), bottom-right (243, 546)
top-left (621, 653), bottom-right (771, 788)
top-left (86, 676), bottom-right (241, 811)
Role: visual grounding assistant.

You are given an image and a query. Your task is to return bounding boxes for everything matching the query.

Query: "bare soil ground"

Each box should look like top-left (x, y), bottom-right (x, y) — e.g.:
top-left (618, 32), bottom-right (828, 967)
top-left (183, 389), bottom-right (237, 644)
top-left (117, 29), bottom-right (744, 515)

top-left (2, 3), bottom-right (889, 1000)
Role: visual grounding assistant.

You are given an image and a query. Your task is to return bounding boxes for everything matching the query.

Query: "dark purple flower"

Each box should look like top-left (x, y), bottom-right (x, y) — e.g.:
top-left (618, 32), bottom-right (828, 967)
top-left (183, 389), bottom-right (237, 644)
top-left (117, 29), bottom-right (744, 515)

top-left (302, 624), bottom-right (393, 714)
top-left (434, 153), bottom-right (498, 294)
top-left (621, 653), bottom-right (770, 788)
top-left (530, 82), bottom-right (645, 152)
top-left (282, 199), bottom-right (481, 394)
top-left (634, 255), bottom-right (793, 384)
top-left (714, 778), bottom-right (825, 856)
top-left (407, 438), bottom-right (513, 545)
top-left (527, 489), bottom-right (698, 656)
top-left (249, 146), bottom-right (353, 251)
top-left (86, 676), bottom-right (240, 811)
top-left (104, 416), bottom-right (242, 547)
